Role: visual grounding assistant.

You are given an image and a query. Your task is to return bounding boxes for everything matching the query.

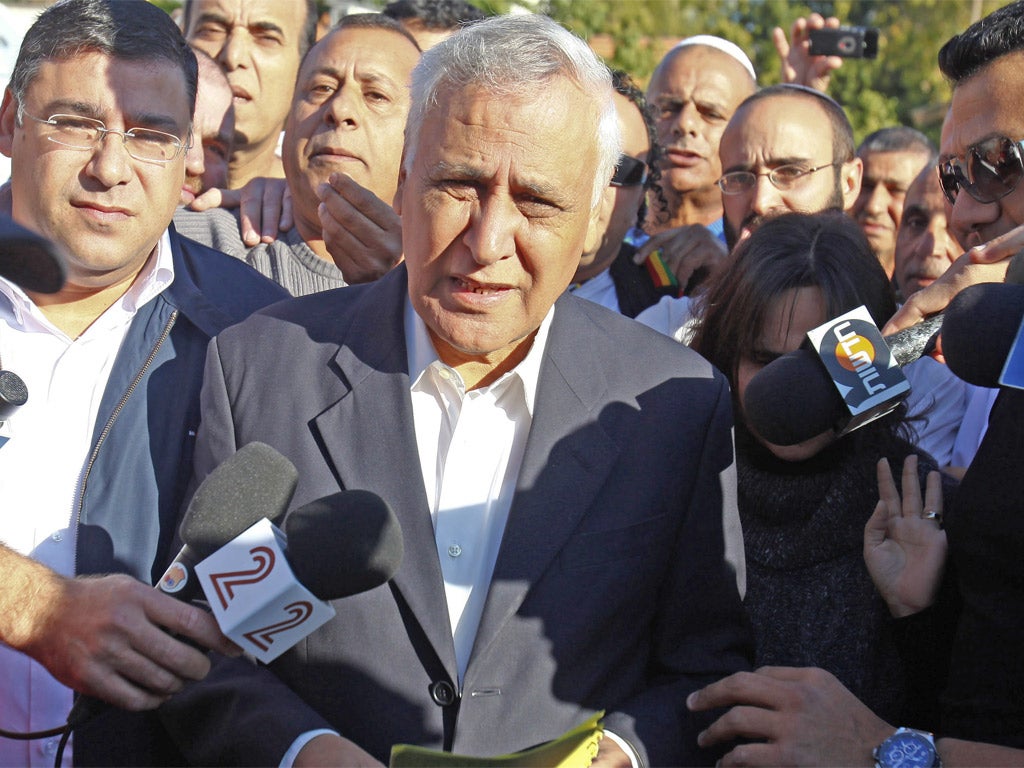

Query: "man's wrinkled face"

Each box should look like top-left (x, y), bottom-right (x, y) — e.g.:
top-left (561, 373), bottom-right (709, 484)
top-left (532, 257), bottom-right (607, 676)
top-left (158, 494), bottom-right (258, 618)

top-left (647, 46), bottom-right (754, 200)
top-left (282, 25), bottom-right (418, 236)
top-left (0, 52), bottom-right (190, 290)
top-left (186, 0), bottom-right (307, 152)
top-left (894, 167), bottom-right (963, 298)
top-left (851, 149), bottom-right (930, 276)
top-left (396, 79), bottom-right (604, 368)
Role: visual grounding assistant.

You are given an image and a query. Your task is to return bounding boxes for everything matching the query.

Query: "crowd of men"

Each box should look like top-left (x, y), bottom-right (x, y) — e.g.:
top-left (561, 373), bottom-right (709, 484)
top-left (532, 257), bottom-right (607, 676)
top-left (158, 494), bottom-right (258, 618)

top-left (0, 0), bottom-right (1022, 766)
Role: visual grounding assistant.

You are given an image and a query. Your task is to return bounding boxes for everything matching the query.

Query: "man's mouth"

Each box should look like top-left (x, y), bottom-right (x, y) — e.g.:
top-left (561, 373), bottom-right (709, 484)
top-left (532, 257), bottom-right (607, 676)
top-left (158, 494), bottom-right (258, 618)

top-left (453, 276), bottom-right (510, 295)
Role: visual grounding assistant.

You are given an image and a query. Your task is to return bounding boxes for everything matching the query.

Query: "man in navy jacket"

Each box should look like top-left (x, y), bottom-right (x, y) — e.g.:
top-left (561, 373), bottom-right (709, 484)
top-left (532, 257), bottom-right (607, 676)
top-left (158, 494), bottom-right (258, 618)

top-left (0, 1), bottom-right (287, 764)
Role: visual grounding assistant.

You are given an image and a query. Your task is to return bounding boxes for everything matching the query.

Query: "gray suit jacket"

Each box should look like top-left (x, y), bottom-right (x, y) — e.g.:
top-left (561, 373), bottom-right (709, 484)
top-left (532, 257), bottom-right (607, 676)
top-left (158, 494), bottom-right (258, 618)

top-left (162, 266), bottom-right (751, 766)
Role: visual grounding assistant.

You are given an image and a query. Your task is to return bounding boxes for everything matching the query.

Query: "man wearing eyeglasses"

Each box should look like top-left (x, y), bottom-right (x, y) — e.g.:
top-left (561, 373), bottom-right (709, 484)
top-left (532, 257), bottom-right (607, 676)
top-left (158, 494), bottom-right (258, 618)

top-left (716, 83), bottom-right (862, 252)
top-left (684, 3), bottom-right (1024, 765)
top-left (0, 1), bottom-right (286, 765)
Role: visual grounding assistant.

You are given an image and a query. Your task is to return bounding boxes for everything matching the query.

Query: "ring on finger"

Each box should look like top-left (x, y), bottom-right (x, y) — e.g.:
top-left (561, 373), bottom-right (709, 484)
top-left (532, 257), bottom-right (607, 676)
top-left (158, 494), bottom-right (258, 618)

top-left (922, 509), bottom-right (942, 523)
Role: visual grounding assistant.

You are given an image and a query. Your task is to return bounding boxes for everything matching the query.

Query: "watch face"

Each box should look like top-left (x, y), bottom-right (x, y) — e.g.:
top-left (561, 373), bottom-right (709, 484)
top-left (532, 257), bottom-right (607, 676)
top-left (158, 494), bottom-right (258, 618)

top-left (878, 732), bottom-right (937, 768)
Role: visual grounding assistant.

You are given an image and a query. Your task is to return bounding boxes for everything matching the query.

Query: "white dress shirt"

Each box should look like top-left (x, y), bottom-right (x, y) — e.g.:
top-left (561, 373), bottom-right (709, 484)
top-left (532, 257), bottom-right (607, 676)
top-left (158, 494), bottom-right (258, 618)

top-left (568, 268), bottom-right (620, 314)
top-left (0, 233), bottom-right (173, 767)
top-left (405, 297), bottom-right (549, 684)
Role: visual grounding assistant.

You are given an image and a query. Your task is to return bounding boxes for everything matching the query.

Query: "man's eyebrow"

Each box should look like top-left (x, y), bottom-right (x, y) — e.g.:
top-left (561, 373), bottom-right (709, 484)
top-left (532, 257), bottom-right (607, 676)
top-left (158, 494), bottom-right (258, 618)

top-left (193, 11), bottom-right (230, 28)
top-left (249, 20), bottom-right (286, 36)
top-left (722, 155), bottom-right (815, 173)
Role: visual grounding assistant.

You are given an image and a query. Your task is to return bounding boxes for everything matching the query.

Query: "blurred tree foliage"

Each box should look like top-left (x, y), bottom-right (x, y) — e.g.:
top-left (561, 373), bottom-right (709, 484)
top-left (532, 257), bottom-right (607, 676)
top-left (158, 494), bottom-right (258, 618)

top-left (540, 0), bottom-right (1004, 145)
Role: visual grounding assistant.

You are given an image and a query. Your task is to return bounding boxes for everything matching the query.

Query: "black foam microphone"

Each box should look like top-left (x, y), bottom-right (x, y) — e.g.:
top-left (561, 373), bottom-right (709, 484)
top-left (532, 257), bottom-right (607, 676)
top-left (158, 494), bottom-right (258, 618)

top-left (157, 442), bottom-right (300, 601)
top-left (743, 315), bottom-right (941, 447)
top-left (284, 490), bottom-right (404, 600)
top-left (0, 213), bottom-right (67, 294)
top-left (66, 442), bottom-right (298, 729)
top-left (0, 369), bottom-right (28, 424)
top-left (942, 283), bottom-right (1024, 388)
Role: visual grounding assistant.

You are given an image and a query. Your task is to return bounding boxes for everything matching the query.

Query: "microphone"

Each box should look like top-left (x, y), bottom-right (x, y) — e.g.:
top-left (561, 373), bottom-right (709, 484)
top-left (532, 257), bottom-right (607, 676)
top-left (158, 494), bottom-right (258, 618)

top-left (157, 442), bottom-right (300, 602)
top-left (0, 369), bottom-right (28, 425)
top-left (0, 213), bottom-right (67, 294)
top-left (66, 442), bottom-right (299, 728)
top-left (285, 490), bottom-right (405, 601)
top-left (195, 490), bottom-right (404, 662)
top-left (942, 283), bottom-right (1024, 388)
top-left (744, 306), bottom-right (914, 446)
top-left (743, 251), bottom-right (1024, 446)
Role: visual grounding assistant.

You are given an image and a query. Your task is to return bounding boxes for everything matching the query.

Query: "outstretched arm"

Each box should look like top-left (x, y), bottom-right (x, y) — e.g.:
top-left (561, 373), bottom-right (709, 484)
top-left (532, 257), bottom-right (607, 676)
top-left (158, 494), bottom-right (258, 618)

top-left (0, 544), bottom-right (237, 710)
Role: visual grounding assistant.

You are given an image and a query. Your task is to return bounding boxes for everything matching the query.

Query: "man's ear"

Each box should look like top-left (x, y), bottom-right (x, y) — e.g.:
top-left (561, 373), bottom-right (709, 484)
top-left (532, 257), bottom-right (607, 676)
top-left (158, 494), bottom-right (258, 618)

top-left (581, 186), bottom-right (614, 262)
top-left (840, 156), bottom-right (864, 212)
top-left (393, 164), bottom-right (407, 216)
top-left (0, 89), bottom-right (19, 159)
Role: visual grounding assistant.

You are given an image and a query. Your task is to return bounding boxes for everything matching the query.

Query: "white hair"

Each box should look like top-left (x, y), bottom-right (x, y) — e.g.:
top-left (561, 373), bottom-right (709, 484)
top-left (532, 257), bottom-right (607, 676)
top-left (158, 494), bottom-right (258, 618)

top-left (403, 13), bottom-right (620, 209)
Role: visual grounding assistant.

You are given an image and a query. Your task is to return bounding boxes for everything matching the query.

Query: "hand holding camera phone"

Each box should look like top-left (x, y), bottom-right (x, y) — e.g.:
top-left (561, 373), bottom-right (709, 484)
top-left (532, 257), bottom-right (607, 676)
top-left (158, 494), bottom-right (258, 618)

top-left (809, 26), bottom-right (879, 59)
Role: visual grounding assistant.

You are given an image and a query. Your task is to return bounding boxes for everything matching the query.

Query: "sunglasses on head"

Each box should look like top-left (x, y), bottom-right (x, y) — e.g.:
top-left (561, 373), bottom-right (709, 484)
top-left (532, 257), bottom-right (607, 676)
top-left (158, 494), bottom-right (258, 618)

top-left (937, 135), bottom-right (1024, 205)
top-left (610, 155), bottom-right (648, 187)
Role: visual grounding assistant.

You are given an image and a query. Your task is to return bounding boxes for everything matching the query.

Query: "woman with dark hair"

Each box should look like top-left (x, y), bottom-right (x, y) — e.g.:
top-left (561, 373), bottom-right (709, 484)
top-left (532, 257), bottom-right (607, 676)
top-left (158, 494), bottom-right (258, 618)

top-left (691, 210), bottom-right (954, 723)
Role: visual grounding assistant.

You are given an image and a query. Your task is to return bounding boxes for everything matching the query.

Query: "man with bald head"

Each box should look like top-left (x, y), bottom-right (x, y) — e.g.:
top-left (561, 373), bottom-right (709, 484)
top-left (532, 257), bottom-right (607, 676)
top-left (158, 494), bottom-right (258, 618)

top-left (646, 38), bottom-right (757, 238)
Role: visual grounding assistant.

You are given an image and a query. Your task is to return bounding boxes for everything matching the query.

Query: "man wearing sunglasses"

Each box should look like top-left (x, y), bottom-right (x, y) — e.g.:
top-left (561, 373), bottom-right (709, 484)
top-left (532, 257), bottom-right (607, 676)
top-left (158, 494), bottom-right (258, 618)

top-left (569, 70), bottom-right (679, 318)
top-left (684, 2), bottom-right (1024, 764)
top-left (0, 1), bottom-right (286, 764)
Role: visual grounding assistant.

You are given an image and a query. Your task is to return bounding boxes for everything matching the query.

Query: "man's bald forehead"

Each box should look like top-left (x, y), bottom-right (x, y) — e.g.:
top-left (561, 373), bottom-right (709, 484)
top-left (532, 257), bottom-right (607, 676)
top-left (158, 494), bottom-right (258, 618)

top-left (650, 44), bottom-right (756, 93)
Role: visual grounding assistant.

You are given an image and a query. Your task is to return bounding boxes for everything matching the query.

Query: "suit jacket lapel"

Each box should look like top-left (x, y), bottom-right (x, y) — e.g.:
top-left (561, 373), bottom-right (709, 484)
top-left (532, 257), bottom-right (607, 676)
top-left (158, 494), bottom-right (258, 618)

top-left (468, 298), bottom-right (621, 671)
top-left (312, 268), bottom-right (458, 680)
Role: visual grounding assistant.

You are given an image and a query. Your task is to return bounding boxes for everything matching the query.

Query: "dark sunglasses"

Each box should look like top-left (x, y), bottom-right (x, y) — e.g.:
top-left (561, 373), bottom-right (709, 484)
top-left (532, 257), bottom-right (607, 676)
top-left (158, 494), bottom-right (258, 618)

top-left (610, 155), bottom-right (648, 187)
top-left (937, 135), bottom-right (1024, 205)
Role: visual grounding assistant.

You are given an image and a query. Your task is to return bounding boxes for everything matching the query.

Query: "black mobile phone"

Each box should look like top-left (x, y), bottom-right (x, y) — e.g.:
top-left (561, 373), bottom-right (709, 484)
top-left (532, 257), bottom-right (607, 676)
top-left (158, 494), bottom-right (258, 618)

top-left (808, 26), bottom-right (879, 59)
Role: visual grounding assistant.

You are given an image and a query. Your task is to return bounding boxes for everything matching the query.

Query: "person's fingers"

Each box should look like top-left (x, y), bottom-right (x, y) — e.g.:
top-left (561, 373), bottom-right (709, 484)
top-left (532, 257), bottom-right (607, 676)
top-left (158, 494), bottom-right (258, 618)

top-left (633, 230), bottom-right (672, 263)
top-left (771, 26), bottom-right (790, 61)
top-left (260, 184), bottom-right (285, 240)
top-left (146, 594), bottom-right (240, 662)
top-left (923, 470), bottom-right (943, 524)
top-left (687, 670), bottom-right (783, 712)
top-left (696, 705), bottom-right (779, 750)
top-left (900, 454), bottom-right (923, 518)
top-left (188, 187), bottom-right (229, 212)
top-left (875, 457), bottom-right (900, 519)
top-left (968, 224), bottom-right (1024, 264)
top-left (280, 187), bottom-right (294, 233)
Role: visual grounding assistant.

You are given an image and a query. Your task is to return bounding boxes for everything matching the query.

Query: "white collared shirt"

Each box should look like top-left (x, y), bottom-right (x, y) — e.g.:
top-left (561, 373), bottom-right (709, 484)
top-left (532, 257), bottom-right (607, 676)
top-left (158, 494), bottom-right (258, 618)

top-left (405, 298), bottom-right (550, 685)
top-left (569, 268), bottom-right (620, 314)
top-left (0, 232), bottom-right (174, 767)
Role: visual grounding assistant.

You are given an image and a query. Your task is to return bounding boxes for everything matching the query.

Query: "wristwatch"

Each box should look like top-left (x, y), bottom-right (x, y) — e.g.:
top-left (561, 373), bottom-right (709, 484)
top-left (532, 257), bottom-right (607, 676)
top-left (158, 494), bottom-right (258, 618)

top-left (873, 727), bottom-right (941, 768)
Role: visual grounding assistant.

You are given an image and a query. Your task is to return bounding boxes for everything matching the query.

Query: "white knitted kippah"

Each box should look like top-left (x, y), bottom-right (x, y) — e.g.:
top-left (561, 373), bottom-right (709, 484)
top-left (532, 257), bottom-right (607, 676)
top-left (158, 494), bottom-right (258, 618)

top-left (672, 35), bottom-right (757, 82)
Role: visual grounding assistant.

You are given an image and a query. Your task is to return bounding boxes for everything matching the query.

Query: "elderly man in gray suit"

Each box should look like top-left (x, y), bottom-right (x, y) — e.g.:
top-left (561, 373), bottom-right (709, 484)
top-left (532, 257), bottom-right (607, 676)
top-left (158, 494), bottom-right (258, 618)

top-left (162, 14), bottom-right (751, 767)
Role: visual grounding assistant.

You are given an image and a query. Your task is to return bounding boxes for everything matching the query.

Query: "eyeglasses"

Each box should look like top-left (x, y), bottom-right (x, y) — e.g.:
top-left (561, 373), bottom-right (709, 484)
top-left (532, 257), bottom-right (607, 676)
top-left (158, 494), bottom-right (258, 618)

top-left (610, 155), bottom-right (648, 187)
top-left (716, 162), bottom-right (841, 196)
top-left (937, 136), bottom-right (1024, 205)
top-left (20, 109), bottom-right (190, 164)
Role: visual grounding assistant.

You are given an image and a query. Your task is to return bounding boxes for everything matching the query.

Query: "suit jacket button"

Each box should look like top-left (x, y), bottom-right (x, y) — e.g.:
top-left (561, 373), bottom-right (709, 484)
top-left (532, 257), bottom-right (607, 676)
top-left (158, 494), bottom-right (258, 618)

top-left (429, 680), bottom-right (457, 706)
